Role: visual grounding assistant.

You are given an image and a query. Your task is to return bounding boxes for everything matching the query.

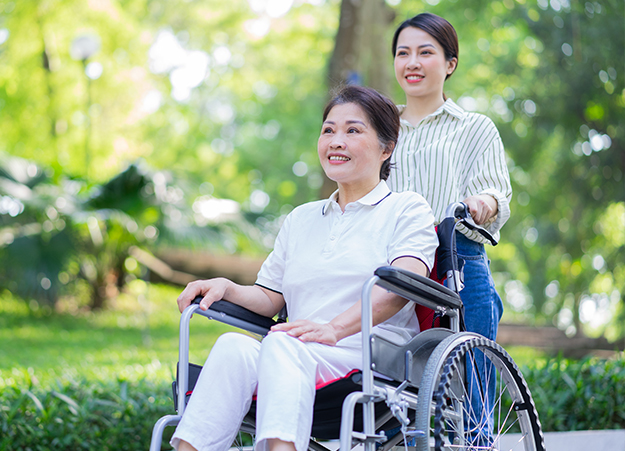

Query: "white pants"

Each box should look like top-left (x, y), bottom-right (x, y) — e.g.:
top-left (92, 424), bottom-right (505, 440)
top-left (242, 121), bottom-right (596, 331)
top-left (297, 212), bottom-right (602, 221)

top-left (170, 331), bottom-right (363, 451)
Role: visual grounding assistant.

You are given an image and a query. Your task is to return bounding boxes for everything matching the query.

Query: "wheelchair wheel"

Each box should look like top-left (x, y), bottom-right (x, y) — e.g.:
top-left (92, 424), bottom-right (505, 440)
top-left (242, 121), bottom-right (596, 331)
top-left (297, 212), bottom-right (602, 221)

top-left (415, 333), bottom-right (545, 451)
top-left (231, 415), bottom-right (256, 450)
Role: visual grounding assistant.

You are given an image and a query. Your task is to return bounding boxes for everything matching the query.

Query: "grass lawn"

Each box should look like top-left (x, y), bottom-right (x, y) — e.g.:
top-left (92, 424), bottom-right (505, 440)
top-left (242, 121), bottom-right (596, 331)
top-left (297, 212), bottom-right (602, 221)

top-left (0, 279), bottom-right (544, 388)
top-left (0, 281), bottom-right (244, 385)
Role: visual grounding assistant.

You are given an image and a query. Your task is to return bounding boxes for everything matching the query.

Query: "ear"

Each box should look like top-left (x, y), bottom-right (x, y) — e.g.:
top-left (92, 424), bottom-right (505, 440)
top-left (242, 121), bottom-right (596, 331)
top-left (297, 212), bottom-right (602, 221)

top-left (446, 57), bottom-right (458, 76)
top-left (382, 141), bottom-right (395, 159)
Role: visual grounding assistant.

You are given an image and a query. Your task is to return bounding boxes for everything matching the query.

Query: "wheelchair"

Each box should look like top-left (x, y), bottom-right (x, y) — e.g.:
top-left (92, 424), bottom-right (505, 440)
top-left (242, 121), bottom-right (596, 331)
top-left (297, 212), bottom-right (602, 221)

top-left (149, 202), bottom-right (545, 451)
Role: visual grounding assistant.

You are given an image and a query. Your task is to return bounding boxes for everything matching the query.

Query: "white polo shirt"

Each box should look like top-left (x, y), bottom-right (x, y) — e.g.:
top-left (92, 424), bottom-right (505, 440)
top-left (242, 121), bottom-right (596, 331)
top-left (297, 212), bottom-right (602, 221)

top-left (256, 181), bottom-right (438, 347)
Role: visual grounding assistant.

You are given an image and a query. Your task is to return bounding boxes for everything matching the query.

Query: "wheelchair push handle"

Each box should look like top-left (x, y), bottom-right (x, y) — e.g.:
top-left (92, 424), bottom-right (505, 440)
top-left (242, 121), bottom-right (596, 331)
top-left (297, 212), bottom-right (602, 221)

top-left (445, 202), bottom-right (498, 246)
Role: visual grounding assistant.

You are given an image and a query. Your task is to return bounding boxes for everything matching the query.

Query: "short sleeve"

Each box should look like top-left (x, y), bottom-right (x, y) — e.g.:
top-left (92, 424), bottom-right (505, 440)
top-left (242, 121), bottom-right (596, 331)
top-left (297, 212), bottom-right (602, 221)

top-left (255, 214), bottom-right (291, 294)
top-left (387, 194), bottom-right (438, 272)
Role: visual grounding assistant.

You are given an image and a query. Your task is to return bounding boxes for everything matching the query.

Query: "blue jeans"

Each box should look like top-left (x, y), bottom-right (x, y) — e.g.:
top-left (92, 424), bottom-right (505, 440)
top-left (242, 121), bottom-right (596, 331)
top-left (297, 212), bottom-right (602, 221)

top-left (455, 232), bottom-right (503, 444)
top-left (455, 232), bottom-right (503, 341)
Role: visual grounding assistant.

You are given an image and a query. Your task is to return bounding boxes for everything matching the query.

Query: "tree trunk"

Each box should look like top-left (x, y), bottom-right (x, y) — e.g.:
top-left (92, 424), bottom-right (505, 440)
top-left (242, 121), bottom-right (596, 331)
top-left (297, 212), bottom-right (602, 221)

top-left (321, 0), bottom-right (395, 198)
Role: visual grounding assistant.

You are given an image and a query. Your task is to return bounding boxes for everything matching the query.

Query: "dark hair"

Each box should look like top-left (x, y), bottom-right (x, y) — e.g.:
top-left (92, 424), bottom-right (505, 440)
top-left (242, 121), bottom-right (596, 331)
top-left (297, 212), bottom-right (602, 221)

top-left (322, 85), bottom-right (399, 181)
top-left (391, 12), bottom-right (459, 80)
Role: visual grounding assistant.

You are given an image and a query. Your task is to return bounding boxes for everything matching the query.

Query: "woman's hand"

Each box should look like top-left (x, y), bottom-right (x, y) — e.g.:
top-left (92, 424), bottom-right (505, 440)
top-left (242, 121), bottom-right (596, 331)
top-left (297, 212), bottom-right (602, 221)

top-left (270, 320), bottom-right (339, 346)
top-left (463, 194), bottom-right (498, 225)
top-left (177, 278), bottom-right (232, 313)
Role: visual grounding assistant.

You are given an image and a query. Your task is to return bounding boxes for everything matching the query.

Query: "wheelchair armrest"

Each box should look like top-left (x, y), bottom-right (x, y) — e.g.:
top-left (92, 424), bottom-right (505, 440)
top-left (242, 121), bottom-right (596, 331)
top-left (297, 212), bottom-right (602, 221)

top-left (192, 296), bottom-right (278, 335)
top-left (374, 266), bottom-right (462, 311)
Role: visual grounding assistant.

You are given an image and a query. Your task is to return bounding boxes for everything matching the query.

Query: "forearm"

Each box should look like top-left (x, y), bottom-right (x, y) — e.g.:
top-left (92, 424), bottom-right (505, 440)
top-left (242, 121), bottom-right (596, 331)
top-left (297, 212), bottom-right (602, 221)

top-left (177, 278), bottom-right (284, 316)
top-left (329, 256), bottom-right (428, 342)
top-left (328, 290), bottom-right (409, 342)
top-left (222, 281), bottom-right (283, 317)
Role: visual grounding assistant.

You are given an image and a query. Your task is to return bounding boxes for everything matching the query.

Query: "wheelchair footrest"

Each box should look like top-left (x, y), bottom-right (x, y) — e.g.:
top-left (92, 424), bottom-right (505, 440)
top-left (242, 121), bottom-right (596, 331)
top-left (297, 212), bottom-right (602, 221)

top-left (352, 431), bottom-right (388, 444)
top-left (403, 429), bottom-right (425, 438)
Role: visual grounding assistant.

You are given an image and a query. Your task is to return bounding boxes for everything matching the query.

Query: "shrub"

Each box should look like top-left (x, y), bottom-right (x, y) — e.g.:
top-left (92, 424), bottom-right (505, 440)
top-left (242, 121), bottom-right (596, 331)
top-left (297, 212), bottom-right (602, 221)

top-left (0, 370), bottom-right (175, 451)
top-left (523, 354), bottom-right (625, 432)
top-left (2, 355), bottom-right (624, 450)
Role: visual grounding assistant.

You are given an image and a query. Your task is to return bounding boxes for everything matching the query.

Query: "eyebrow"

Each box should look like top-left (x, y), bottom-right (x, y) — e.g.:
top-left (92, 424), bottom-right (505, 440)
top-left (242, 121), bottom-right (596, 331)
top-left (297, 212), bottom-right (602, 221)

top-left (397, 43), bottom-right (436, 51)
top-left (323, 120), bottom-right (367, 126)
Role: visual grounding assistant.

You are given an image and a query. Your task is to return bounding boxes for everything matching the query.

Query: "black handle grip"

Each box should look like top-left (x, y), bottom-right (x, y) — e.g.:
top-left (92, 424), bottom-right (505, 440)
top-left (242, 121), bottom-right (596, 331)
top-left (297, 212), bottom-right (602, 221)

top-left (449, 202), bottom-right (498, 246)
top-left (192, 295), bottom-right (203, 305)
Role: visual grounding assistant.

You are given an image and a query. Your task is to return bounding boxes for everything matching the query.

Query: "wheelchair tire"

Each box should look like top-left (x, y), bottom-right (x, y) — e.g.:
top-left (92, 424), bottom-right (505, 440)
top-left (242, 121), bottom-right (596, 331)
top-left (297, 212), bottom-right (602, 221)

top-left (415, 333), bottom-right (545, 451)
top-left (231, 415), bottom-right (256, 450)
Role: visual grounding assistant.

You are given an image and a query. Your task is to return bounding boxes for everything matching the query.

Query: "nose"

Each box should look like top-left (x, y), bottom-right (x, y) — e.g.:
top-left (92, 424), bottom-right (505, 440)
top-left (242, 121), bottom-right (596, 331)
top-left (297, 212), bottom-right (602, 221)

top-left (329, 133), bottom-right (345, 149)
top-left (407, 53), bottom-right (420, 70)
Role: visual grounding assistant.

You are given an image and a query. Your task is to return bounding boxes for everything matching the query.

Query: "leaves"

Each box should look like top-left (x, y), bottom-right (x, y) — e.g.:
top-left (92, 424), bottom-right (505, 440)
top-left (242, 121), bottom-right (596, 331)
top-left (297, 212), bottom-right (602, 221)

top-left (0, 155), bottom-right (264, 309)
top-left (523, 355), bottom-right (625, 431)
top-left (0, 372), bottom-right (175, 451)
top-left (0, 0), bottom-right (623, 334)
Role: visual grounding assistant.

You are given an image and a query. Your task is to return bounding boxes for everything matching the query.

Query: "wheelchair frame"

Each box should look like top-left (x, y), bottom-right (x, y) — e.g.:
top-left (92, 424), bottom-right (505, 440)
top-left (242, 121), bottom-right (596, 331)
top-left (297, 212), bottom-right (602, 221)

top-left (150, 203), bottom-right (545, 451)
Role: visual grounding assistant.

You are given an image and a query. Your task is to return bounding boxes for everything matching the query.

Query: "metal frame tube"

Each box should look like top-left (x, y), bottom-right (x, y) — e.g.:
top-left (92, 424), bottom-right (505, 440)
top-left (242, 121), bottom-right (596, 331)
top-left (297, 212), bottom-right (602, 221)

top-left (149, 415), bottom-right (181, 451)
top-left (149, 304), bottom-right (199, 451)
top-left (361, 275), bottom-right (379, 451)
top-left (177, 304), bottom-right (200, 416)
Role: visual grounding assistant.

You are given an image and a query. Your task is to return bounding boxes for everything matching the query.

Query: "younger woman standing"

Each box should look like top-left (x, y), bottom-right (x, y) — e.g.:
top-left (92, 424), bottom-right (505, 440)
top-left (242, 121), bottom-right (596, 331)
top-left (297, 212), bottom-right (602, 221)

top-left (388, 12), bottom-right (512, 356)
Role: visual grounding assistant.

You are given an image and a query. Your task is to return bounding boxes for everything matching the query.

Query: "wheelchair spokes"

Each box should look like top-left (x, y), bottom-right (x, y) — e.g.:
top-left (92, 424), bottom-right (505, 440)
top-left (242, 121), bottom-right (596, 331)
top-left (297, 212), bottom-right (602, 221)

top-left (415, 334), bottom-right (544, 451)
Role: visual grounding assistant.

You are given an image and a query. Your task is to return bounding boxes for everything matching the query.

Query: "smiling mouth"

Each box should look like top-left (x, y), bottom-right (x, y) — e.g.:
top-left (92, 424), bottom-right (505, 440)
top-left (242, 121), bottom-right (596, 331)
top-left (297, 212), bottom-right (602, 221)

top-left (406, 75), bottom-right (424, 81)
top-left (329, 155), bottom-right (350, 161)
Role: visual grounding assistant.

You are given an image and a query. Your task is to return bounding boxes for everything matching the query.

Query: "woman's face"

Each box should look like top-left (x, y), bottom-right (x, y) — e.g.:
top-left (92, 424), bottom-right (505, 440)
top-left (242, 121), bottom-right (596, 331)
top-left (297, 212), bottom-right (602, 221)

top-left (394, 26), bottom-right (457, 100)
top-left (317, 102), bottom-right (390, 191)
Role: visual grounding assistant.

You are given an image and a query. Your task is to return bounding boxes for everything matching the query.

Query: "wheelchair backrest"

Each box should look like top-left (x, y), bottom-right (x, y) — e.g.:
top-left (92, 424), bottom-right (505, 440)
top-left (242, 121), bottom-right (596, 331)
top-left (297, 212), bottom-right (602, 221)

top-left (417, 216), bottom-right (461, 332)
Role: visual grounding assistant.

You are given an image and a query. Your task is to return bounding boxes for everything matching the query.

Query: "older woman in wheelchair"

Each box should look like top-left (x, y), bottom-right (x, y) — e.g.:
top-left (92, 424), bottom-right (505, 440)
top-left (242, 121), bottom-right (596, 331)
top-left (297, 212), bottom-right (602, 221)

top-left (171, 85), bottom-right (437, 451)
top-left (154, 85), bottom-right (545, 451)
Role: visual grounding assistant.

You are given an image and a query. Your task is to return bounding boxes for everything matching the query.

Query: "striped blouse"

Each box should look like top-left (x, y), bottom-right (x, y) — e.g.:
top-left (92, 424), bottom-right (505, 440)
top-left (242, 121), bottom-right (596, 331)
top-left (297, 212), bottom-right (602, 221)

top-left (387, 99), bottom-right (512, 245)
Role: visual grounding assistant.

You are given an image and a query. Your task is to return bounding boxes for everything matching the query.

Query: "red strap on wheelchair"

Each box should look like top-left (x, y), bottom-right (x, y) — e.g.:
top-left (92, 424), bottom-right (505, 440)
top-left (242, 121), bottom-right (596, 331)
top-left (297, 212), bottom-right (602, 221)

top-left (315, 369), bottom-right (361, 391)
top-left (416, 227), bottom-right (445, 332)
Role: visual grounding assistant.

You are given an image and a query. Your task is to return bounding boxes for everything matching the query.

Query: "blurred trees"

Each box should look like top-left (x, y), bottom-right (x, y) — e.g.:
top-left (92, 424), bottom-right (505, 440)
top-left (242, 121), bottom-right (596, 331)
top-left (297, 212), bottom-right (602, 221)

top-left (0, 0), bottom-right (623, 338)
top-left (0, 154), bottom-right (257, 309)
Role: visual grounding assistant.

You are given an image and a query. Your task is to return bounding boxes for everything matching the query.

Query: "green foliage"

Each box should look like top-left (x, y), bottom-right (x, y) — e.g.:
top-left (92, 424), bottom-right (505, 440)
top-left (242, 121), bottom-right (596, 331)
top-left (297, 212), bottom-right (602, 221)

top-left (0, 0), bottom-right (333, 210)
top-left (0, 154), bottom-right (266, 309)
top-left (0, 370), bottom-right (174, 451)
top-left (523, 355), bottom-right (625, 431)
top-left (0, 0), bottom-right (623, 334)
top-left (392, 0), bottom-right (625, 338)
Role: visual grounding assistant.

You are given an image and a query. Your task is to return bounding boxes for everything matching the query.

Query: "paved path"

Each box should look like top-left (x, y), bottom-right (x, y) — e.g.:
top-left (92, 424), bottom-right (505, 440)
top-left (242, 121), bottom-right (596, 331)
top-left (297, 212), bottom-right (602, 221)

top-left (501, 429), bottom-right (625, 451)
top-left (317, 429), bottom-right (625, 450)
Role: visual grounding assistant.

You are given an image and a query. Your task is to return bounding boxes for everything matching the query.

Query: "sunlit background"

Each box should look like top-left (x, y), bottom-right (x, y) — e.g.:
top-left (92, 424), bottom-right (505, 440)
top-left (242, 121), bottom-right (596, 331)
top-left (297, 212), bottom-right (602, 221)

top-left (0, 0), bottom-right (623, 340)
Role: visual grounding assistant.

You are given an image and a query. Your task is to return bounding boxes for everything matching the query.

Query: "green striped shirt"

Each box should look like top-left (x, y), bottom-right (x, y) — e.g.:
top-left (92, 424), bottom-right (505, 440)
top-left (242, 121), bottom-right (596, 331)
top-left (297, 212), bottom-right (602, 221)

top-left (388, 99), bottom-right (512, 244)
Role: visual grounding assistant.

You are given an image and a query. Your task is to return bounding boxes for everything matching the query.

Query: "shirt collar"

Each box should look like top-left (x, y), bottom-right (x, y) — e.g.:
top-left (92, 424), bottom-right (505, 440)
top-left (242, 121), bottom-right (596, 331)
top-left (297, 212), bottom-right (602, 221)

top-left (397, 98), bottom-right (465, 126)
top-left (322, 180), bottom-right (392, 215)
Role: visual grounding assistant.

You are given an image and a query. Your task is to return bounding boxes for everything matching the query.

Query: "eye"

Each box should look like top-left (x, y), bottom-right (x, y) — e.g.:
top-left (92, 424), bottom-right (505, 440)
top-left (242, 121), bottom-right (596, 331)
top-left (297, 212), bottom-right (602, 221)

top-left (396, 50), bottom-right (408, 57)
top-left (420, 50), bottom-right (432, 55)
top-left (322, 127), bottom-right (334, 134)
top-left (347, 127), bottom-right (360, 134)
